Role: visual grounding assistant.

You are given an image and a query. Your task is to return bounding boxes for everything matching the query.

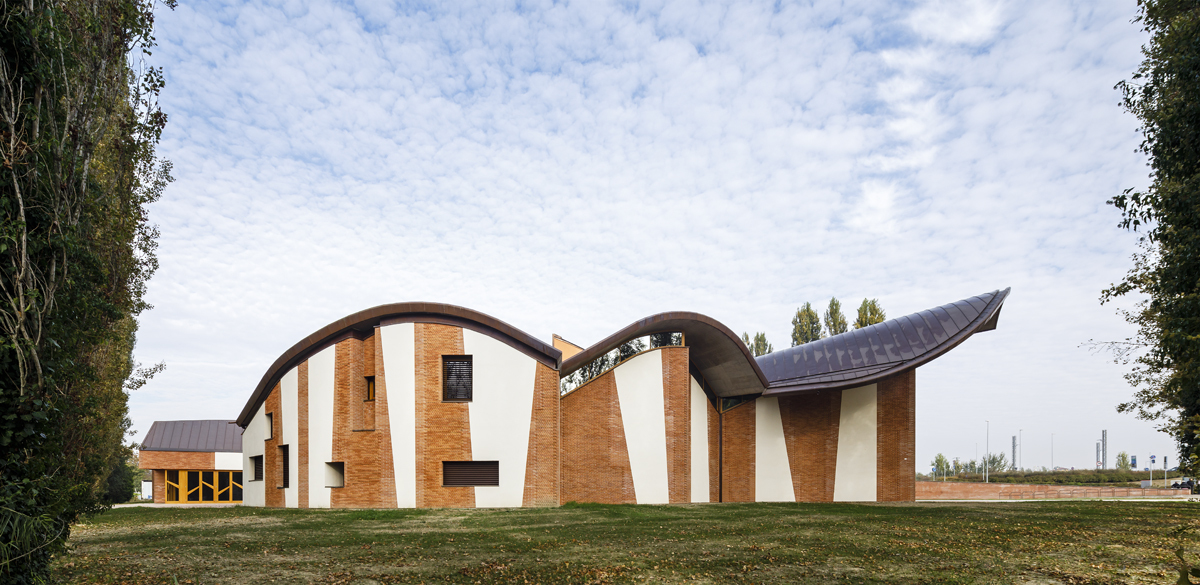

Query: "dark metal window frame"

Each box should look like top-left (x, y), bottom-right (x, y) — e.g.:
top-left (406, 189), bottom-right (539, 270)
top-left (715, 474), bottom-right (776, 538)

top-left (278, 445), bottom-right (290, 489)
top-left (442, 355), bottom-right (473, 402)
top-left (442, 461), bottom-right (499, 487)
top-left (250, 455), bottom-right (264, 482)
top-left (365, 376), bottom-right (376, 402)
top-left (265, 412), bottom-right (274, 440)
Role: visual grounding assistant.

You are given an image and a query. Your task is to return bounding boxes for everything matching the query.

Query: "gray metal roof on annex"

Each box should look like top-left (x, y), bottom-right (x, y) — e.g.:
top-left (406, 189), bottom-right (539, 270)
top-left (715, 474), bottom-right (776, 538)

top-left (141, 420), bottom-right (242, 453)
top-left (756, 288), bottom-right (1009, 395)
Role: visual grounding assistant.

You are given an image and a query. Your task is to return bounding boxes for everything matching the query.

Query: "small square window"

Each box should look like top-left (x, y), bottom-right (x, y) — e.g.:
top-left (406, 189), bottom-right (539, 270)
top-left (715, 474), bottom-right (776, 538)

top-left (326, 462), bottom-right (345, 488)
top-left (250, 455), bottom-right (263, 481)
top-left (442, 356), bottom-right (472, 402)
top-left (365, 376), bottom-right (376, 401)
top-left (265, 413), bottom-right (274, 441)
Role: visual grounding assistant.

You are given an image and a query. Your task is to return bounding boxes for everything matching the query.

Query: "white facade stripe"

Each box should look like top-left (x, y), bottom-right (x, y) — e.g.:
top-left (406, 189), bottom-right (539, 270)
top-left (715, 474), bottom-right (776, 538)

top-left (281, 367), bottom-right (299, 508)
top-left (613, 350), bottom-right (670, 505)
top-left (307, 346), bottom-right (336, 508)
top-left (380, 323), bottom-right (417, 508)
top-left (689, 376), bottom-right (710, 503)
top-left (833, 384), bottom-right (878, 502)
top-left (464, 329), bottom-right (538, 508)
top-left (755, 396), bottom-right (795, 502)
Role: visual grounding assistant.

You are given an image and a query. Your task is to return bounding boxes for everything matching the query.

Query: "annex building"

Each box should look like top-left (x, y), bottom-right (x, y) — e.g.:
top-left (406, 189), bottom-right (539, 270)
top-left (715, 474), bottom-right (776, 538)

top-left (142, 289), bottom-right (1008, 507)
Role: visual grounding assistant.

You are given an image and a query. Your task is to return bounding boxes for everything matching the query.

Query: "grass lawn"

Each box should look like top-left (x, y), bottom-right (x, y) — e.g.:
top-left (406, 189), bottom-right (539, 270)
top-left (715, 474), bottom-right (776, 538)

top-left (52, 500), bottom-right (1200, 584)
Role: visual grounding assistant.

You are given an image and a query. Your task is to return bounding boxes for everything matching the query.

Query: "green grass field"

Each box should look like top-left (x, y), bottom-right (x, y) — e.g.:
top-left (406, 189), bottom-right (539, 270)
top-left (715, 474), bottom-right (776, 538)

top-left (51, 500), bottom-right (1200, 584)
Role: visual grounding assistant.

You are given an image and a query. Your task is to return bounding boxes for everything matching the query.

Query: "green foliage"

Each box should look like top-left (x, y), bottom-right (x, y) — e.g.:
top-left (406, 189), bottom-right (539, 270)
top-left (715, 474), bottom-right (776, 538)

top-left (790, 302), bottom-right (823, 346)
top-left (0, 0), bottom-right (172, 581)
top-left (824, 297), bottom-right (848, 336)
top-left (1117, 451), bottom-right (1132, 471)
top-left (1102, 0), bottom-right (1200, 474)
top-left (102, 456), bottom-right (139, 505)
top-left (854, 298), bottom-right (886, 329)
top-left (741, 332), bottom-right (773, 357)
top-left (931, 453), bottom-right (951, 477)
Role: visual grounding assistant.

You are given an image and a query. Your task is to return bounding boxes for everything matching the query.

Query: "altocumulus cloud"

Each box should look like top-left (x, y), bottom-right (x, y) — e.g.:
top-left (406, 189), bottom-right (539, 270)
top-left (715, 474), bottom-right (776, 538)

top-left (135, 0), bottom-right (1163, 470)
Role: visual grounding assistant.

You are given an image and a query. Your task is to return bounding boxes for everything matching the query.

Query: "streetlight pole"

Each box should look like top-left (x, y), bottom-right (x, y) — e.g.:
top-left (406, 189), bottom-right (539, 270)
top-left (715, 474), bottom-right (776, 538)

top-left (1019, 429), bottom-right (1023, 471)
top-left (986, 420), bottom-right (990, 483)
top-left (1051, 433), bottom-right (1055, 470)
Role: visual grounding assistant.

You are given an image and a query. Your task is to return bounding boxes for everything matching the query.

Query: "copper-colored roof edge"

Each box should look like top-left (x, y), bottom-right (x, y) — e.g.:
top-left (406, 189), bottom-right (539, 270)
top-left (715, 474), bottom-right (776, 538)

top-left (236, 302), bottom-right (563, 428)
top-left (761, 287), bottom-right (1010, 397)
top-left (558, 311), bottom-right (769, 388)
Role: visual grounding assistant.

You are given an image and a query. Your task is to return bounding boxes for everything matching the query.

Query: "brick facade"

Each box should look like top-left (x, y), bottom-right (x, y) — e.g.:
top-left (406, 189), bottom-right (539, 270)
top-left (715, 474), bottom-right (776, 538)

top-left (720, 400), bottom-right (755, 502)
top-left (708, 391), bottom-right (719, 502)
top-left (139, 450), bottom-right (215, 471)
top-left (560, 370), bottom-right (635, 504)
top-left (778, 391), bottom-right (841, 502)
top-left (264, 383), bottom-right (283, 508)
top-left (661, 348), bottom-right (691, 504)
top-left (373, 331), bottom-right (398, 507)
top-left (298, 361), bottom-right (309, 508)
top-left (415, 323), bottom-right (474, 508)
top-left (876, 371), bottom-right (916, 502)
top-left (523, 362), bottom-right (561, 507)
top-left (152, 469), bottom-right (165, 503)
top-left (331, 335), bottom-right (396, 508)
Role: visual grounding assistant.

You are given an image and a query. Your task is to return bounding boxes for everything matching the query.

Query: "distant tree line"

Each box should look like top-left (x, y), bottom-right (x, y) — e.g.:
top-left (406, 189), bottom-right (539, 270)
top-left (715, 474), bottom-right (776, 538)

top-left (741, 298), bottom-right (887, 357)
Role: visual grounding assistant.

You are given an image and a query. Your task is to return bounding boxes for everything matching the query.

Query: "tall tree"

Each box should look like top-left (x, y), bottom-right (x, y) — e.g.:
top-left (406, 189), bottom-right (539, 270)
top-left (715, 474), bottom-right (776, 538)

top-left (741, 332), bottom-right (773, 357)
top-left (824, 297), bottom-right (849, 337)
top-left (854, 298), bottom-right (887, 329)
top-left (1116, 451), bottom-right (1132, 472)
top-left (1102, 0), bottom-right (1200, 474)
top-left (791, 303), bottom-right (823, 346)
top-left (931, 453), bottom-right (951, 477)
top-left (0, 0), bottom-right (172, 580)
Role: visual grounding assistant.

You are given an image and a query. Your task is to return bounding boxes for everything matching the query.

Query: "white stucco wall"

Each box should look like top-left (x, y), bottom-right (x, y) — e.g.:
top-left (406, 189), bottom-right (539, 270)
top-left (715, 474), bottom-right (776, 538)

top-left (307, 345), bottom-right (336, 508)
top-left (464, 329), bottom-right (538, 508)
top-left (612, 350), bottom-right (670, 504)
top-left (833, 384), bottom-right (878, 502)
top-left (214, 452), bottom-right (242, 470)
top-left (380, 323), bottom-right (417, 508)
top-left (242, 407), bottom-right (266, 507)
top-left (689, 376), bottom-right (709, 503)
top-left (755, 396), bottom-right (795, 502)
top-left (281, 367), bottom-right (299, 508)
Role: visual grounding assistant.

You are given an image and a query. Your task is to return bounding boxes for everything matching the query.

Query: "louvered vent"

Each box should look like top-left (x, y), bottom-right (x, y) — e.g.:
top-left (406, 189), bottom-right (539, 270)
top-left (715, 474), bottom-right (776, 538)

top-left (442, 461), bottom-right (499, 487)
top-left (442, 356), bottom-right (473, 401)
top-left (279, 445), bottom-right (290, 488)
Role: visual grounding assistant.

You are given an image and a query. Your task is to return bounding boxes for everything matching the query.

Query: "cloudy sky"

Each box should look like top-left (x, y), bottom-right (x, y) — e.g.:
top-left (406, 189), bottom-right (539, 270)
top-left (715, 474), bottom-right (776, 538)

top-left (134, 0), bottom-right (1171, 473)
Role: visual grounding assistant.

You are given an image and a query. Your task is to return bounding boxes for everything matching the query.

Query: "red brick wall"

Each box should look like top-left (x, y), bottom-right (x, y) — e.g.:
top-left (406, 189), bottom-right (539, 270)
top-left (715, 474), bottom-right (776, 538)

top-left (721, 401), bottom-right (755, 502)
top-left (708, 391), bottom-right (720, 502)
top-left (264, 383), bottom-right (283, 508)
top-left (373, 330), bottom-right (397, 507)
top-left (331, 336), bottom-right (395, 508)
top-left (415, 323), bottom-right (474, 508)
top-left (917, 481), bottom-right (1187, 500)
top-left (523, 362), bottom-right (561, 507)
top-left (661, 348), bottom-right (690, 504)
top-left (298, 361), bottom-right (309, 508)
top-left (778, 390), bottom-right (841, 502)
top-left (877, 371), bottom-right (916, 501)
top-left (139, 450), bottom-right (215, 471)
top-left (560, 370), bottom-right (635, 504)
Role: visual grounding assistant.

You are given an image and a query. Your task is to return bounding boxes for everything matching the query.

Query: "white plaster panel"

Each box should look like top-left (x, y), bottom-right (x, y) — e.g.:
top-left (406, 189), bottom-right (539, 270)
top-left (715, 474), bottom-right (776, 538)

top-left (241, 405), bottom-right (266, 507)
top-left (689, 376), bottom-right (710, 503)
top-left (833, 384), bottom-right (878, 502)
top-left (613, 350), bottom-right (670, 504)
top-left (281, 367), bottom-right (299, 508)
top-left (465, 329), bottom-right (537, 508)
top-left (380, 323), bottom-right (417, 508)
top-left (214, 452), bottom-right (242, 470)
top-left (755, 396), bottom-right (795, 502)
top-left (307, 346), bottom-right (336, 508)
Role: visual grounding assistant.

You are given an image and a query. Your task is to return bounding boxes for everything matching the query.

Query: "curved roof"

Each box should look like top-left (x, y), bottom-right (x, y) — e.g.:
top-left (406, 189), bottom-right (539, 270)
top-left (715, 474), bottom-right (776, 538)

top-left (561, 312), bottom-right (770, 398)
top-left (758, 288), bottom-right (1010, 396)
top-left (142, 420), bottom-right (242, 453)
top-left (237, 302), bottom-right (562, 427)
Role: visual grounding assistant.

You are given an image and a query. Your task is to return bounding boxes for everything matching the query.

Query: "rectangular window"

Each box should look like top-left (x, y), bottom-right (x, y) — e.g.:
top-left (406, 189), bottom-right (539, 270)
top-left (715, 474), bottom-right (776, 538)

top-left (279, 445), bottom-right (290, 488)
top-left (166, 470), bottom-right (180, 502)
top-left (442, 461), bottom-right (499, 487)
top-left (265, 413), bottom-right (274, 441)
top-left (365, 376), bottom-right (376, 401)
top-left (251, 455), bottom-right (263, 481)
top-left (442, 356), bottom-right (473, 402)
top-left (326, 462), bottom-right (345, 488)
